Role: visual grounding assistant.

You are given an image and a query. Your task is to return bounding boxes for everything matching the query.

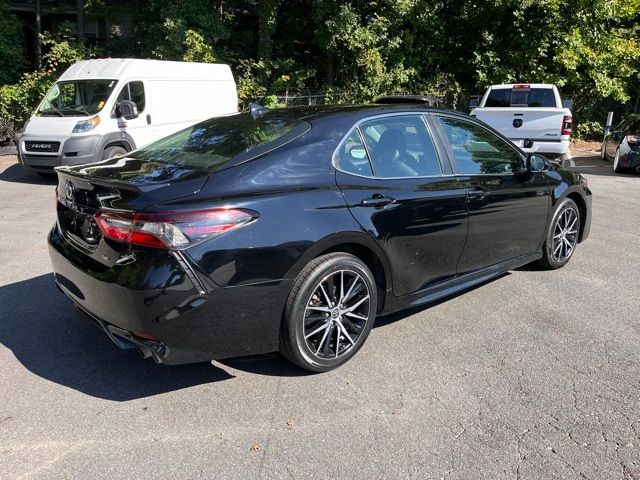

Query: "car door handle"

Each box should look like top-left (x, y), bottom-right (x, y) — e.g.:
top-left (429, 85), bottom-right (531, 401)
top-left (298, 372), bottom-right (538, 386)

top-left (467, 186), bottom-right (490, 199)
top-left (146, 114), bottom-right (152, 125)
top-left (361, 195), bottom-right (395, 207)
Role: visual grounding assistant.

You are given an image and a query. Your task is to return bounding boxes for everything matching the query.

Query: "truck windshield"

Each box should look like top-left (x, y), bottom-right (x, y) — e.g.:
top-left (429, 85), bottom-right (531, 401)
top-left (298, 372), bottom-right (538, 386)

top-left (486, 87), bottom-right (556, 108)
top-left (37, 80), bottom-right (117, 117)
top-left (128, 113), bottom-right (311, 172)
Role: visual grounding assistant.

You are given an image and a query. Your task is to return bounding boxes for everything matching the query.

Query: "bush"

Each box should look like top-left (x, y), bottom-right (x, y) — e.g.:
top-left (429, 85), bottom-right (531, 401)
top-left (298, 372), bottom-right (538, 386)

top-left (574, 121), bottom-right (604, 141)
top-left (0, 26), bottom-right (87, 141)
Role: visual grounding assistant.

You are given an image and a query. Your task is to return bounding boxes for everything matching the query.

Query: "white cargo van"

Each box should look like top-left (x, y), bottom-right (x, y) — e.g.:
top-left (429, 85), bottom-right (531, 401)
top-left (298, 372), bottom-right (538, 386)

top-left (17, 59), bottom-right (238, 174)
top-left (471, 83), bottom-right (572, 159)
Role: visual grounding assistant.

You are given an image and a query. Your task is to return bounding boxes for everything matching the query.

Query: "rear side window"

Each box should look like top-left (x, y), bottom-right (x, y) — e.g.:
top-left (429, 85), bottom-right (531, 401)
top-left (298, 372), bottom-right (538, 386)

top-left (336, 130), bottom-right (373, 176)
top-left (486, 87), bottom-right (556, 108)
top-left (129, 114), bottom-right (310, 172)
top-left (358, 115), bottom-right (441, 178)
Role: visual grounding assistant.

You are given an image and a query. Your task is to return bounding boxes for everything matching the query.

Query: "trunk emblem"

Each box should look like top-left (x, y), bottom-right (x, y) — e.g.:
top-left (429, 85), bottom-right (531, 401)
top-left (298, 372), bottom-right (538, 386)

top-left (513, 119), bottom-right (523, 128)
top-left (64, 180), bottom-right (75, 199)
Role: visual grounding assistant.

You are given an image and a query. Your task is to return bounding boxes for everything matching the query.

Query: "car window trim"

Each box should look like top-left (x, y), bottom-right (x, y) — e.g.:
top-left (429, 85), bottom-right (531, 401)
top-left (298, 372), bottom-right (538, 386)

top-left (332, 111), bottom-right (452, 180)
top-left (431, 112), bottom-right (527, 176)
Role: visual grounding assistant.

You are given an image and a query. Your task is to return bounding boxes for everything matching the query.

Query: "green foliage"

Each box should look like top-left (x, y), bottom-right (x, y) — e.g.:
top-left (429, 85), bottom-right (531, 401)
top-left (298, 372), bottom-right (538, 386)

top-left (0, 26), bottom-right (87, 129)
top-left (574, 121), bottom-right (604, 141)
top-left (0, 0), bottom-right (27, 84)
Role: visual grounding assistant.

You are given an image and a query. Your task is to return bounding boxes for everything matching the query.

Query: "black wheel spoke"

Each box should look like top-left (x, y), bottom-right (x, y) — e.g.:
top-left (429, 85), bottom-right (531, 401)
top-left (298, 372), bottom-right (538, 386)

top-left (303, 268), bottom-right (371, 360)
top-left (552, 206), bottom-right (579, 263)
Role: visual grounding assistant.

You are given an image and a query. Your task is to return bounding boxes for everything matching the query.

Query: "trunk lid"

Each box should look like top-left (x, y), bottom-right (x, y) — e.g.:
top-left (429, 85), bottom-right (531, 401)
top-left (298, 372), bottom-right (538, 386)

top-left (475, 107), bottom-right (567, 142)
top-left (54, 155), bottom-right (209, 262)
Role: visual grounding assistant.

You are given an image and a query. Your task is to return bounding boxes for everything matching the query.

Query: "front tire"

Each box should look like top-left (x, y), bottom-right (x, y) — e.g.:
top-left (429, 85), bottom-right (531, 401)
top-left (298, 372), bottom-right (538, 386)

top-left (101, 145), bottom-right (128, 160)
top-left (613, 149), bottom-right (625, 173)
top-left (280, 253), bottom-right (378, 372)
top-left (537, 198), bottom-right (581, 270)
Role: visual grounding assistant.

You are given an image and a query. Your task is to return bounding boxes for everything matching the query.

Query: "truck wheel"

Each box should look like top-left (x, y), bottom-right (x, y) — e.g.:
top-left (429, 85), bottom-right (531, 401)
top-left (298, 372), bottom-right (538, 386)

top-left (101, 145), bottom-right (128, 160)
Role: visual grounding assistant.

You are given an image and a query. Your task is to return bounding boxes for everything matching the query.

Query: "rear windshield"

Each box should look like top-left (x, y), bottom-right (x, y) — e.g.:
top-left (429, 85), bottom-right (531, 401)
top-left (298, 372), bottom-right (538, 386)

top-left (129, 113), bottom-right (310, 172)
top-left (485, 87), bottom-right (557, 108)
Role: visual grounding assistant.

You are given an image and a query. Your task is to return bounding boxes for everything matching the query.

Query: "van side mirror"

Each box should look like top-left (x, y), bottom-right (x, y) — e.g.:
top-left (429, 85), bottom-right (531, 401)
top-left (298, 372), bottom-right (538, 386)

top-left (527, 154), bottom-right (548, 173)
top-left (469, 98), bottom-right (479, 110)
top-left (116, 100), bottom-right (139, 120)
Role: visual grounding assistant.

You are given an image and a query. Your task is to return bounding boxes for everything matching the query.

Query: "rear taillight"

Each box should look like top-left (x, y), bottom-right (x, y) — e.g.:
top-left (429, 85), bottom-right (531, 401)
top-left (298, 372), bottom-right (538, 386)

top-left (561, 115), bottom-right (573, 136)
top-left (626, 135), bottom-right (639, 145)
top-left (513, 84), bottom-right (531, 90)
top-left (94, 208), bottom-right (257, 249)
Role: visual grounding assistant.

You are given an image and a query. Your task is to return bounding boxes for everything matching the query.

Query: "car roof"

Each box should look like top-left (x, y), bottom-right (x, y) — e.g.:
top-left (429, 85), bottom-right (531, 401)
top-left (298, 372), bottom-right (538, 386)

top-left (256, 104), bottom-right (467, 124)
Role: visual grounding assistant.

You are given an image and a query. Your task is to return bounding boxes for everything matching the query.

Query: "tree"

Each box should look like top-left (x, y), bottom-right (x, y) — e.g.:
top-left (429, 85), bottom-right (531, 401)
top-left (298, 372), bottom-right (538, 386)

top-left (0, 0), bottom-right (28, 84)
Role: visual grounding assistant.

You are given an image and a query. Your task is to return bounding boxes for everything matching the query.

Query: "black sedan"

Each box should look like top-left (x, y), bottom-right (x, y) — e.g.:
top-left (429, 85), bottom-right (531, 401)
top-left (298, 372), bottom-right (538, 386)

top-left (601, 114), bottom-right (640, 173)
top-left (49, 105), bottom-right (592, 372)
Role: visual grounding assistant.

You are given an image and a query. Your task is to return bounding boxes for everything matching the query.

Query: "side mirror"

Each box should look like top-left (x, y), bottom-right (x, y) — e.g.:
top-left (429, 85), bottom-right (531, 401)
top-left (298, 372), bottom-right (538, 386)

top-left (116, 100), bottom-right (138, 120)
top-left (469, 98), bottom-right (479, 110)
top-left (527, 154), bottom-right (548, 173)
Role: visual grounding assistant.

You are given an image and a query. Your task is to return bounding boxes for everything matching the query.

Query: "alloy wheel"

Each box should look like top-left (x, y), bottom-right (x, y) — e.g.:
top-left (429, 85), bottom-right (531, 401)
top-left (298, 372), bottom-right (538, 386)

top-left (552, 207), bottom-right (579, 263)
top-left (303, 269), bottom-right (370, 359)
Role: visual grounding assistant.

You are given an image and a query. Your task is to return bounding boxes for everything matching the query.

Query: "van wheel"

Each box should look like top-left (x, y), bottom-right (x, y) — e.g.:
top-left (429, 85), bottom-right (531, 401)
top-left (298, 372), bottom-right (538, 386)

top-left (101, 145), bottom-right (128, 160)
top-left (279, 253), bottom-right (377, 372)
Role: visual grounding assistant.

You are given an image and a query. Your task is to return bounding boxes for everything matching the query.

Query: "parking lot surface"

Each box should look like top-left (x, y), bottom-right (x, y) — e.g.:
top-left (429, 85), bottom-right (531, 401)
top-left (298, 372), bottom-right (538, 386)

top-left (0, 153), bottom-right (638, 479)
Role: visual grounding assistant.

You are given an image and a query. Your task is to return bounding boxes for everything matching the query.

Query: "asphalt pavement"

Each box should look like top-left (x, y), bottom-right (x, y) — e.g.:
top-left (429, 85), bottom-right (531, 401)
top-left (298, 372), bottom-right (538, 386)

top-left (0, 152), bottom-right (638, 479)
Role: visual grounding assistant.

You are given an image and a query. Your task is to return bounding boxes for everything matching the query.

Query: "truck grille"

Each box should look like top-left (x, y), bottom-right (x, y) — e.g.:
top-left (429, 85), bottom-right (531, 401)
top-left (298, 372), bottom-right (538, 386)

top-left (25, 141), bottom-right (60, 153)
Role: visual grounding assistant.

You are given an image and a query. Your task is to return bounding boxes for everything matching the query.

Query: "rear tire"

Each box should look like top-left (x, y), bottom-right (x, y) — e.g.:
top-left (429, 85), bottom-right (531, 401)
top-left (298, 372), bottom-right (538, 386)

top-left (279, 253), bottom-right (377, 372)
top-left (101, 145), bottom-right (128, 160)
top-left (537, 198), bottom-right (581, 270)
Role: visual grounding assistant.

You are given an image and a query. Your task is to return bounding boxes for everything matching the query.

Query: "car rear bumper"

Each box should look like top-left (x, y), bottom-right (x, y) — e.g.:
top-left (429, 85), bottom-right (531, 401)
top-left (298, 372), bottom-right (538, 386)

top-left (48, 226), bottom-right (289, 364)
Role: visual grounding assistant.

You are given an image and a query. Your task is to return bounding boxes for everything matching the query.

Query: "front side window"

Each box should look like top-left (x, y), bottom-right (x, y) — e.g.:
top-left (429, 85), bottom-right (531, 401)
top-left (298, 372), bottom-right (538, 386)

top-left (129, 113), bottom-right (310, 173)
top-left (115, 81), bottom-right (146, 112)
top-left (358, 115), bottom-right (441, 178)
top-left (37, 80), bottom-right (117, 116)
top-left (434, 116), bottom-right (525, 175)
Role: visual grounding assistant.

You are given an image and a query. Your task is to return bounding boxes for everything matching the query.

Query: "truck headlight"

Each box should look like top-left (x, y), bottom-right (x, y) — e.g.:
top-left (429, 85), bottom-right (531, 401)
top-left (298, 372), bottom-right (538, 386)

top-left (72, 116), bottom-right (101, 133)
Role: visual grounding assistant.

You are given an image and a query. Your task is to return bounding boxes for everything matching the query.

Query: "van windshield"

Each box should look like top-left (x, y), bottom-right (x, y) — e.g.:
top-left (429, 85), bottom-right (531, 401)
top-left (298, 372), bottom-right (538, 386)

top-left (37, 80), bottom-right (118, 117)
top-left (128, 113), bottom-right (311, 172)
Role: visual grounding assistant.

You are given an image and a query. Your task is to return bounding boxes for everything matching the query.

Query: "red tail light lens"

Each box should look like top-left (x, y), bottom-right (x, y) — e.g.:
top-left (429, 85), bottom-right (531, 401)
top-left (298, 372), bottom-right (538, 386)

top-left (95, 208), bottom-right (256, 249)
top-left (626, 135), bottom-right (639, 145)
top-left (561, 115), bottom-right (573, 136)
top-left (513, 84), bottom-right (531, 90)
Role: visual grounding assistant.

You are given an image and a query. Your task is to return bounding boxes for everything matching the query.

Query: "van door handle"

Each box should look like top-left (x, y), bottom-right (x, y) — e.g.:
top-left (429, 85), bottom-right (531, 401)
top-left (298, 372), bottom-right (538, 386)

top-left (146, 114), bottom-right (152, 125)
top-left (361, 195), bottom-right (395, 207)
top-left (467, 186), bottom-right (490, 199)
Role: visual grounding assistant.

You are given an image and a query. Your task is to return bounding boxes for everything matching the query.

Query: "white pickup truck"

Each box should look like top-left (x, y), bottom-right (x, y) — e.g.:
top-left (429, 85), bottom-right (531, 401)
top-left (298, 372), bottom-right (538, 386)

top-left (470, 83), bottom-right (572, 159)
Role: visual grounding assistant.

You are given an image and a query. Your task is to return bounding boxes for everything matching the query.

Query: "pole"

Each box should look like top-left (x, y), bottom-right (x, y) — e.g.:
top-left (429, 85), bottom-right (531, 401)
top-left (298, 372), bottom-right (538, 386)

top-left (77, 0), bottom-right (85, 45)
top-left (35, 0), bottom-right (41, 68)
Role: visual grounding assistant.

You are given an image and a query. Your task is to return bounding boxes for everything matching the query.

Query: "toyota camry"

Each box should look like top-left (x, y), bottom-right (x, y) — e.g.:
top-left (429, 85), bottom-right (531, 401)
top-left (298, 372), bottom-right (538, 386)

top-left (49, 104), bottom-right (592, 372)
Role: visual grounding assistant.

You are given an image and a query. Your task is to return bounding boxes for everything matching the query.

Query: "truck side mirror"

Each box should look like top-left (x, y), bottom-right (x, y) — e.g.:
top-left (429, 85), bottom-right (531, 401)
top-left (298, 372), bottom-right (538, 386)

top-left (116, 100), bottom-right (139, 120)
top-left (469, 98), bottom-right (479, 110)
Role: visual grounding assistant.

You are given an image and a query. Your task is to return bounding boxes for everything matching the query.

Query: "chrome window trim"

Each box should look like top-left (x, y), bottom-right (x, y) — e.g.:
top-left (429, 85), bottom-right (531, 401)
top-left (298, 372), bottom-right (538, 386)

top-left (332, 112), bottom-right (453, 180)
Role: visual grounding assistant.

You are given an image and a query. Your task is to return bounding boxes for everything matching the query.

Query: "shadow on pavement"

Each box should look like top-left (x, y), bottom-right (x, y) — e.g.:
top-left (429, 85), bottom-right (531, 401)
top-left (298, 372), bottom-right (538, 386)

top-left (0, 162), bottom-right (57, 185)
top-left (568, 153), bottom-right (640, 178)
top-left (0, 274), bottom-right (235, 401)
